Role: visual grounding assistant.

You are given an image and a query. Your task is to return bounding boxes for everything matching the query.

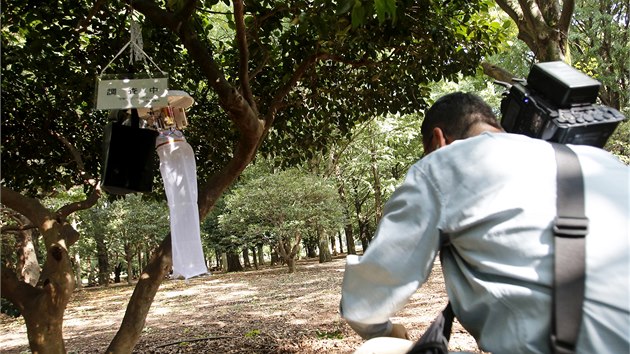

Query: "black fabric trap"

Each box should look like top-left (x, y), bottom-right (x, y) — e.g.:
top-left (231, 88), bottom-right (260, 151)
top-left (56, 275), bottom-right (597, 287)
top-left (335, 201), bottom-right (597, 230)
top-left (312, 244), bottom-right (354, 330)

top-left (100, 109), bottom-right (159, 195)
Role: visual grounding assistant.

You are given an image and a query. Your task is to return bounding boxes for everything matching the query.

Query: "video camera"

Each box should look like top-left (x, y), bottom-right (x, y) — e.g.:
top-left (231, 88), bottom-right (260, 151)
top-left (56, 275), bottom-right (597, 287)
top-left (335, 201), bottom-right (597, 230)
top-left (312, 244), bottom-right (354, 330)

top-left (499, 61), bottom-right (626, 147)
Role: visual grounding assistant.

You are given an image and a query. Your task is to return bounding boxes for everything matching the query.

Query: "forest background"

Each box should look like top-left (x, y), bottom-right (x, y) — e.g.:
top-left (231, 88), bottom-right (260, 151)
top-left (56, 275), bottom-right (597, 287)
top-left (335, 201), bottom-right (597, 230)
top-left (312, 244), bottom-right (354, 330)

top-left (1, 0), bottom-right (628, 353)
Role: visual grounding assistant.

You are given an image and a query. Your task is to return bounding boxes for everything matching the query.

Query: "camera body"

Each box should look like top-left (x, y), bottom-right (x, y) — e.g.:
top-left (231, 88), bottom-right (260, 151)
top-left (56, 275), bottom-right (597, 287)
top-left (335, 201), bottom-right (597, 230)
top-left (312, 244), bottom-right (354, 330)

top-left (500, 61), bottom-right (626, 148)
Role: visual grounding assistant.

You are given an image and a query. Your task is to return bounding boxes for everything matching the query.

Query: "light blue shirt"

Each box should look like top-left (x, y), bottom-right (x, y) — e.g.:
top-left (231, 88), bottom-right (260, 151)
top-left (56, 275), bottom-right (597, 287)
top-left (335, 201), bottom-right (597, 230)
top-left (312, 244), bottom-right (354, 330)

top-left (340, 132), bottom-right (630, 354)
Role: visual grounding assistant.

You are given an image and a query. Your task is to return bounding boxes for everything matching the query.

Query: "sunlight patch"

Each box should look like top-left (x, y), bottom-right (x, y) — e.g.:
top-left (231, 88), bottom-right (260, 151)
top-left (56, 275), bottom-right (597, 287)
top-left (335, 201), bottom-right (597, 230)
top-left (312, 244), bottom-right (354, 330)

top-left (289, 318), bottom-right (308, 325)
top-left (215, 290), bottom-right (257, 302)
top-left (151, 306), bottom-right (172, 316)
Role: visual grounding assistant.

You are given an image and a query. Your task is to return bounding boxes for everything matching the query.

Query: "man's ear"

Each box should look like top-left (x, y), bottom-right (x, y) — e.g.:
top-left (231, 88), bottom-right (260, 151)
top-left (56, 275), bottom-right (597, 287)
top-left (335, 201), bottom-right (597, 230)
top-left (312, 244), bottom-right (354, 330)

top-left (431, 127), bottom-right (448, 150)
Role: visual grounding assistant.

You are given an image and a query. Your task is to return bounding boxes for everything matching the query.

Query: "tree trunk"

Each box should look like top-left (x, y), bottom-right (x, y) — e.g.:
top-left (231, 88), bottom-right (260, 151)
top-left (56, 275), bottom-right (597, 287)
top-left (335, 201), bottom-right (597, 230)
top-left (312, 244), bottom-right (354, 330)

top-left (318, 228), bottom-right (332, 263)
top-left (306, 242), bottom-right (317, 258)
top-left (337, 232), bottom-right (344, 254)
top-left (270, 249), bottom-right (279, 266)
top-left (331, 149), bottom-right (355, 255)
top-left (358, 219), bottom-right (370, 253)
top-left (242, 247), bottom-right (251, 268)
top-left (227, 251), bottom-right (243, 272)
top-left (106, 234), bottom-right (173, 354)
top-left (1, 186), bottom-right (93, 354)
top-left (88, 256), bottom-right (97, 286)
top-left (95, 232), bottom-right (109, 286)
top-left (74, 253), bottom-right (82, 289)
top-left (345, 224), bottom-right (356, 254)
top-left (370, 134), bottom-right (383, 223)
top-left (16, 223), bottom-right (40, 286)
top-left (277, 233), bottom-right (301, 273)
top-left (114, 263), bottom-right (122, 283)
top-left (257, 244), bottom-right (264, 266)
top-left (2, 242), bottom-right (75, 354)
top-left (214, 248), bottom-right (222, 269)
top-left (495, 0), bottom-right (574, 62)
top-left (286, 258), bottom-right (296, 273)
top-left (221, 252), bottom-right (228, 271)
top-left (318, 240), bottom-right (332, 263)
top-left (124, 243), bottom-right (134, 285)
top-left (330, 234), bottom-right (338, 256)
top-left (251, 247), bottom-right (258, 270)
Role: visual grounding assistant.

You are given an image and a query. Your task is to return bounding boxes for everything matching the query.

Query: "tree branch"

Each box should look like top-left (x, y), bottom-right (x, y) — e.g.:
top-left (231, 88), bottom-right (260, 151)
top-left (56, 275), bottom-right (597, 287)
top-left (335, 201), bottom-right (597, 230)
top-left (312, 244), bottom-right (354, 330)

top-left (558, 0), bottom-right (575, 34)
top-left (495, 0), bottom-right (522, 24)
top-left (481, 61), bottom-right (517, 83)
top-left (516, 0), bottom-right (544, 29)
top-left (106, 234), bottom-right (173, 353)
top-left (1, 224), bottom-right (38, 233)
top-left (176, 0), bottom-right (198, 22)
top-left (1, 187), bottom-right (51, 229)
top-left (55, 188), bottom-right (101, 220)
top-left (263, 52), bottom-right (326, 130)
top-left (495, 0), bottom-right (536, 51)
top-left (233, 0), bottom-right (256, 111)
top-left (132, 0), bottom-right (260, 133)
top-left (50, 130), bottom-right (99, 188)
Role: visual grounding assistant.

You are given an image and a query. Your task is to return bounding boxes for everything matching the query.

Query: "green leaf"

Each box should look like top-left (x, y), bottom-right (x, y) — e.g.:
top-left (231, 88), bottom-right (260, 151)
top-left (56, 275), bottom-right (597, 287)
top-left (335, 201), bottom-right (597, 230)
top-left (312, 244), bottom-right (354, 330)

top-left (351, 2), bottom-right (366, 28)
top-left (374, 0), bottom-right (397, 23)
top-left (336, 0), bottom-right (354, 15)
top-left (245, 329), bottom-right (261, 337)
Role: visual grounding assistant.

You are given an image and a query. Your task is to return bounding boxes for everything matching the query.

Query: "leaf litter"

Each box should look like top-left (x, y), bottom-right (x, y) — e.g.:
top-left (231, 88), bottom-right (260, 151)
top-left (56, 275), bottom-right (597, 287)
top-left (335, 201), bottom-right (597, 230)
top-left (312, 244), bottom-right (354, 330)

top-left (0, 256), bottom-right (484, 353)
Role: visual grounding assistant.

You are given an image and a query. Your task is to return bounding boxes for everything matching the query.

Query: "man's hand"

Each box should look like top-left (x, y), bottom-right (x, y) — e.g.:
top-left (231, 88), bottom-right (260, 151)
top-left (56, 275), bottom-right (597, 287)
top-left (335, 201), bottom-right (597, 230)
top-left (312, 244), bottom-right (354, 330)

top-left (389, 323), bottom-right (410, 340)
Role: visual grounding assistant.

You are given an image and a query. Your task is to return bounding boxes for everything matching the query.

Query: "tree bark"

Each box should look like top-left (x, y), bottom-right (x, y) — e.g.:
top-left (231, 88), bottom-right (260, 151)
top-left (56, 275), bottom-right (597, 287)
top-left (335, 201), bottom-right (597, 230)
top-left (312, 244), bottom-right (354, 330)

top-left (337, 232), bottom-right (344, 254)
top-left (1, 186), bottom-right (96, 353)
top-left (14, 216), bottom-right (41, 286)
top-left (124, 243), bottom-right (134, 285)
top-left (306, 242), bottom-right (318, 258)
top-left (227, 251), bottom-right (244, 272)
top-left (370, 134), bottom-right (383, 224)
top-left (481, 61), bottom-right (516, 84)
top-left (95, 232), bottom-right (110, 286)
top-left (221, 252), bottom-right (228, 270)
top-left (270, 248), bottom-right (279, 266)
top-left (251, 247), bottom-right (258, 270)
top-left (344, 224), bottom-right (356, 254)
top-left (318, 228), bottom-right (332, 263)
top-left (494, 0), bottom-right (574, 62)
top-left (286, 258), bottom-right (296, 273)
top-left (277, 233), bottom-right (301, 273)
top-left (106, 234), bottom-right (173, 353)
top-left (331, 150), bottom-right (356, 254)
top-left (257, 244), bottom-right (264, 266)
top-left (242, 247), bottom-right (251, 268)
top-left (114, 263), bottom-right (122, 283)
top-left (318, 239), bottom-right (332, 263)
top-left (74, 253), bottom-right (82, 289)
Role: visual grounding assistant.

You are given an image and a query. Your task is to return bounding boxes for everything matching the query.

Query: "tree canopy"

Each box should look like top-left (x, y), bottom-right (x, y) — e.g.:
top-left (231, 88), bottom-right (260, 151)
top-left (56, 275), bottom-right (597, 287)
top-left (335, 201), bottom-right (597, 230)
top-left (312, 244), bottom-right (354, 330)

top-left (219, 168), bottom-right (344, 272)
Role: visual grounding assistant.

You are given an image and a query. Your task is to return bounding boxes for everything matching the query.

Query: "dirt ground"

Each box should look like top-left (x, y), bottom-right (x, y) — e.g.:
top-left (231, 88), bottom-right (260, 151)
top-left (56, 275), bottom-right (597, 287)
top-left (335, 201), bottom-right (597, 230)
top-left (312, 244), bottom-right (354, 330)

top-left (0, 256), bottom-right (484, 353)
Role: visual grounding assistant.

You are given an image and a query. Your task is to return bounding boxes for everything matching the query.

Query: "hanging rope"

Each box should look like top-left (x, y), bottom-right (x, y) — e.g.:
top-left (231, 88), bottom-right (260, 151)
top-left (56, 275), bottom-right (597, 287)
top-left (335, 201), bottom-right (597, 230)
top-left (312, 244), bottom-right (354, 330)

top-left (99, 11), bottom-right (166, 76)
top-left (129, 17), bottom-right (146, 65)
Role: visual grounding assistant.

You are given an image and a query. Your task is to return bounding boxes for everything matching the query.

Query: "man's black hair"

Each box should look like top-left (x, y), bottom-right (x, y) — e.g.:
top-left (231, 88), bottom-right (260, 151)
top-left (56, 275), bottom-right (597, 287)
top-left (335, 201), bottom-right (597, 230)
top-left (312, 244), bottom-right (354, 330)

top-left (421, 92), bottom-right (501, 146)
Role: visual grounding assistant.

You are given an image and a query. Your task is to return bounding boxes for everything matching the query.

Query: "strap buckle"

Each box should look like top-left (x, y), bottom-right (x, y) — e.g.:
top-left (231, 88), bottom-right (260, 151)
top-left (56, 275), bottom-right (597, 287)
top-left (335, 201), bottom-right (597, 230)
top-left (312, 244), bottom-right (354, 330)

top-left (553, 216), bottom-right (589, 238)
top-left (550, 334), bottom-right (577, 354)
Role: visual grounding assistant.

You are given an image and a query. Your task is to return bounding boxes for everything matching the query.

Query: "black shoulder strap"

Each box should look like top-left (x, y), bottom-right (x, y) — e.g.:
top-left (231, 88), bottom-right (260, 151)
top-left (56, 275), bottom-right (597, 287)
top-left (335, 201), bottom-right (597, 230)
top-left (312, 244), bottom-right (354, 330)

top-left (406, 303), bottom-right (454, 354)
top-left (550, 143), bottom-right (588, 354)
